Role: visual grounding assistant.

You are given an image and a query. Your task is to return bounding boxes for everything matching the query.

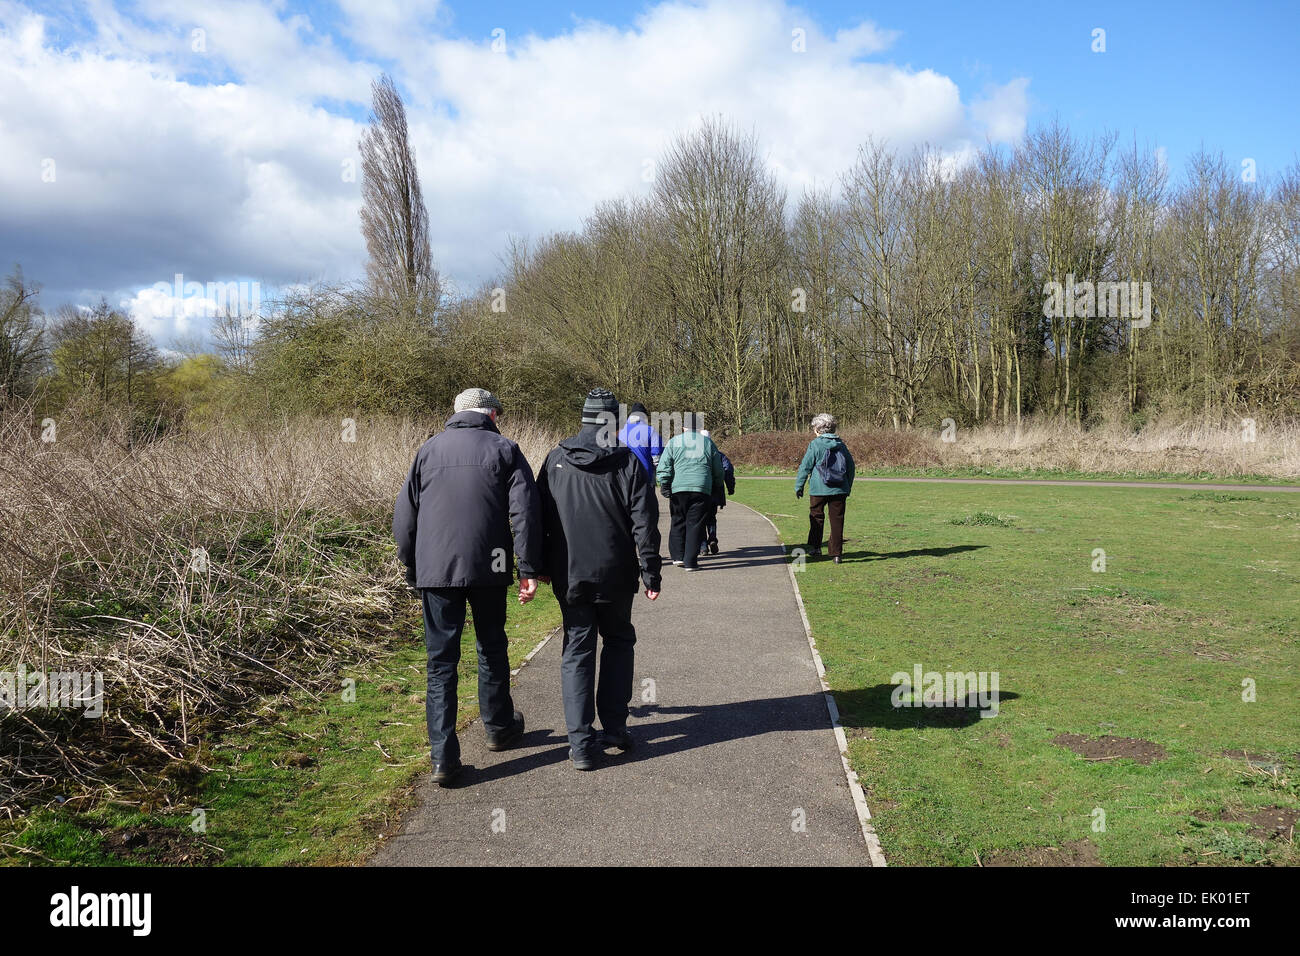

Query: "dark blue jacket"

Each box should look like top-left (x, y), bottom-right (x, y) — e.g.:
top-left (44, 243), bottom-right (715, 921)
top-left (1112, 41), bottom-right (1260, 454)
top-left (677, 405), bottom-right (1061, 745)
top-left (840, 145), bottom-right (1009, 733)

top-left (711, 452), bottom-right (736, 506)
top-left (617, 417), bottom-right (664, 480)
top-left (393, 411), bottom-right (542, 588)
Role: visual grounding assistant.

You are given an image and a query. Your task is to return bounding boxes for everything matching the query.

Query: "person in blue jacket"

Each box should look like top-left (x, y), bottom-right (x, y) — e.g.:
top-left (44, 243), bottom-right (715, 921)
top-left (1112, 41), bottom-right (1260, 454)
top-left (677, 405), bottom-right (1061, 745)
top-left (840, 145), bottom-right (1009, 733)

top-left (617, 402), bottom-right (664, 482)
top-left (794, 413), bottom-right (856, 563)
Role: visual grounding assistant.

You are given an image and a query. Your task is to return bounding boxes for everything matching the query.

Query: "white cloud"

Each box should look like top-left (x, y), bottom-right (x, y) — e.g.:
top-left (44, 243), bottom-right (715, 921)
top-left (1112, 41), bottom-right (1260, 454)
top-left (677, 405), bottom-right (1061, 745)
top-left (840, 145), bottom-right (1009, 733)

top-left (971, 77), bottom-right (1030, 144)
top-left (0, 0), bottom-right (1032, 342)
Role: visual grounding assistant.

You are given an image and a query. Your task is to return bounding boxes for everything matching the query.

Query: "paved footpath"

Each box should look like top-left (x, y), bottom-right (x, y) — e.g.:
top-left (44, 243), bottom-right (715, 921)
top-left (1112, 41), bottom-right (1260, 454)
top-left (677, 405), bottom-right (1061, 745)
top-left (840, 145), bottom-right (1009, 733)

top-left (371, 502), bottom-right (871, 867)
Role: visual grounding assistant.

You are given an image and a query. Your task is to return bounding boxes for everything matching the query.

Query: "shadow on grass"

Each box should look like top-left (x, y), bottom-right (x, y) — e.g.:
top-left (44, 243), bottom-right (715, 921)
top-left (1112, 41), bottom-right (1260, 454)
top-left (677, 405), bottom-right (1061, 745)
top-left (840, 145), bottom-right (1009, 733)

top-left (700, 543), bottom-right (989, 570)
top-left (838, 544), bottom-right (989, 562)
top-left (834, 683), bottom-right (1019, 730)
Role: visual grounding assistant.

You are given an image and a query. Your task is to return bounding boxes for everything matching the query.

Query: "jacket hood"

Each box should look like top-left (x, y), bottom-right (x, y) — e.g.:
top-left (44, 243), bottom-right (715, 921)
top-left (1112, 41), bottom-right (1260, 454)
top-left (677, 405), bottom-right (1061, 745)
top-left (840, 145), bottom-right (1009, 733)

top-left (557, 425), bottom-right (624, 468)
top-left (445, 410), bottom-right (500, 432)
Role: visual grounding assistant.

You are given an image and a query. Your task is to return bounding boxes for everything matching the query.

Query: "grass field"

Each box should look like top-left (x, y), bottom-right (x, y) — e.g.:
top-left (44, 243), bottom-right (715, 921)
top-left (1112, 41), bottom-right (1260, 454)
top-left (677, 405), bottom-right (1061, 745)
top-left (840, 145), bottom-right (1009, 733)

top-left (732, 477), bottom-right (1300, 866)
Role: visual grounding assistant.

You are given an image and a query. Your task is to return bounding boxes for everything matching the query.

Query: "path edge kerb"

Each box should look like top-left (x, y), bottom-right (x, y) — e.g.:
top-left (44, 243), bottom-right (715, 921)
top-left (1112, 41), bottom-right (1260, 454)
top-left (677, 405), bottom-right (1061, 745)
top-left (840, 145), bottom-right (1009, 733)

top-left (733, 501), bottom-right (888, 868)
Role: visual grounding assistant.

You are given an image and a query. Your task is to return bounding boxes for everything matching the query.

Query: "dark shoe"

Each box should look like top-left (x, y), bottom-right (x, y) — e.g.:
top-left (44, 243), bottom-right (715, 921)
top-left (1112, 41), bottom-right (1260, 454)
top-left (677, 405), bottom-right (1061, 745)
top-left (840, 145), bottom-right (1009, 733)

top-left (683, 565), bottom-right (698, 572)
top-left (569, 748), bottom-right (600, 771)
top-left (672, 560), bottom-right (683, 566)
top-left (708, 541), bottom-right (719, 554)
top-left (431, 761), bottom-right (463, 786)
top-left (600, 728), bottom-right (634, 752)
top-left (833, 555), bottom-right (842, 564)
top-left (806, 548), bottom-right (821, 557)
top-left (485, 710), bottom-right (525, 751)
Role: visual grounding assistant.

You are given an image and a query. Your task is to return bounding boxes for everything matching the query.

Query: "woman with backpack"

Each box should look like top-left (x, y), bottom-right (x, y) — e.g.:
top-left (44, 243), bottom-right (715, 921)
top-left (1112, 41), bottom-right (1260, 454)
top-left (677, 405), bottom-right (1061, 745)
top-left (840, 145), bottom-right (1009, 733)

top-left (794, 413), bottom-right (856, 563)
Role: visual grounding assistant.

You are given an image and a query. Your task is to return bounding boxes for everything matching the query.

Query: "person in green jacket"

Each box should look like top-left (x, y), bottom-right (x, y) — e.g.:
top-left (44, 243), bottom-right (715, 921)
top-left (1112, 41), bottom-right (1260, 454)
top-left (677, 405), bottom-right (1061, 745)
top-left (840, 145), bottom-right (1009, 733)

top-left (656, 413), bottom-right (724, 571)
top-left (794, 412), bottom-right (856, 563)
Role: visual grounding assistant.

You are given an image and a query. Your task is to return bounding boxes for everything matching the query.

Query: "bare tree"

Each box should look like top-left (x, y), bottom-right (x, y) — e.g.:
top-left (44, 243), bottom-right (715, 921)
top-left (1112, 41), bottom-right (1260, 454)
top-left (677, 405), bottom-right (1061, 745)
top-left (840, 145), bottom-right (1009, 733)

top-left (0, 265), bottom-right (44, 404)
top-left (359, 74), bottom-right (439, 311)
top-left (651, 118), bottom-right (786, 432)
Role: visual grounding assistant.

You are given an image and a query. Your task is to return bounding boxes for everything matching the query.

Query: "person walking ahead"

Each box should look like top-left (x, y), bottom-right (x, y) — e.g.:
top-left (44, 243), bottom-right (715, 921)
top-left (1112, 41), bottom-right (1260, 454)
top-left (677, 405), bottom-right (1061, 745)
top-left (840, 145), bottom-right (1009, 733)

top-left (617, 402), bottom-right (664, 482)
top-left (537, 388), bottom-right (662, 770)
top-left (393, 388), bottom-right (542, 787)
top-left (794, 413), bottom-right (856, 563)
top-left (656, 413), bottom-right (724, 571)
top-left (698, 429), bottom-right (735, 556)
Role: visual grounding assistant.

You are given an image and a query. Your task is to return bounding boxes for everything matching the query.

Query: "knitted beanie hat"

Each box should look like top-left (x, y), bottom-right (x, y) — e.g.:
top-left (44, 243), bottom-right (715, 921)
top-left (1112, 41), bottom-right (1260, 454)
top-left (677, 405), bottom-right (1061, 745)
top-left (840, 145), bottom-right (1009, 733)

top-left (581, 387), bottom-right (619, 425)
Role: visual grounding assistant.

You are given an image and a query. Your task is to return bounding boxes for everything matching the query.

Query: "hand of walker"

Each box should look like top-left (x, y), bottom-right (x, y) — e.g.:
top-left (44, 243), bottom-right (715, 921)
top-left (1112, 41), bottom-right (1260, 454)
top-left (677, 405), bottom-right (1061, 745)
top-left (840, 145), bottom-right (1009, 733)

top-left (518, 578), bottom-right (538, 604)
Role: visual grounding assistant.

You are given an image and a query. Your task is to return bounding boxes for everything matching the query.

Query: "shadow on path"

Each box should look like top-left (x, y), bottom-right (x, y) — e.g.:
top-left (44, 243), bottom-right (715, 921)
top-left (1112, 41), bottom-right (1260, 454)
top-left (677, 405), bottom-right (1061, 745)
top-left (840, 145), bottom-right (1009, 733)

top-left (452, 684), bottom-right (1019, 784)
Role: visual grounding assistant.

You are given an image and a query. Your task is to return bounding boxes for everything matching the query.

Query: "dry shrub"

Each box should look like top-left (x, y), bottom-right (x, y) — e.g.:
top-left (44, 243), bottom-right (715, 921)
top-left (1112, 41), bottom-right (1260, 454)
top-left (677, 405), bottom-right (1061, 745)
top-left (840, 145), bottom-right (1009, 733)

top-left (722, 416), bottom-right (1299, 479)
top-left (939, 416), bottom-right (1300, 478)
top-left (722, 427), bottom-right (940, 470)
top-left (0, 405), bottom-right (561, 815)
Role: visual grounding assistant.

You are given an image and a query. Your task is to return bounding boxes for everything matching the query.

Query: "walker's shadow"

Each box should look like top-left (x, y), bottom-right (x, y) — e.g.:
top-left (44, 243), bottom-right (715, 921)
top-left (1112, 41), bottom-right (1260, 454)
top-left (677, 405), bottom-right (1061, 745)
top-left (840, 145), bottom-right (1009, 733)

top-left (697, 542), bottom-right (988, 570)
top-left (692, 545), bottom-right (788, 570)
top-left (839, 544), bottom-right (988, 562)
top-left (461, 685), bottom-right (1017, 782)
top-left (832, 683), bottom-right (1018, 730)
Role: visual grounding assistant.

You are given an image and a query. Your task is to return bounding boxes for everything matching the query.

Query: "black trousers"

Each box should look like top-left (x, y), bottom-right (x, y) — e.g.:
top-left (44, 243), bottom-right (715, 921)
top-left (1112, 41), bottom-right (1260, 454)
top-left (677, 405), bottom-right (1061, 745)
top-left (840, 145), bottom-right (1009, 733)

top-left (558, 593), bottom-right (637, 758)
top-left (702, 500), bottom-right (720, 550)
top-left (669, 491), bottom-right (711, 568)
top-left (807, 494), bottom-right (848, 557)
top-left (421, 586), bottom-right (515, 766)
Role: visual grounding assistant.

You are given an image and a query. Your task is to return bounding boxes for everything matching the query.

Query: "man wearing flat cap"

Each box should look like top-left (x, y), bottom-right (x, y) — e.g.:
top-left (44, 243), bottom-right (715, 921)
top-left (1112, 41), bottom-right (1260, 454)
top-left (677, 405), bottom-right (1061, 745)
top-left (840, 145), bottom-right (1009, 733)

top-left (393, 387), bottom-right (543, 786)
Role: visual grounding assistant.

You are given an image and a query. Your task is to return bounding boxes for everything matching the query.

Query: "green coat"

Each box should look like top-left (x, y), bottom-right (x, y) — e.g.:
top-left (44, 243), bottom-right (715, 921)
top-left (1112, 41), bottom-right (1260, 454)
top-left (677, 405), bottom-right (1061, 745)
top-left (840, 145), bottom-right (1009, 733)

top-left (657, 431), bottom-right (724, 495)
top-left (795, 433), bottom-right (856, 497)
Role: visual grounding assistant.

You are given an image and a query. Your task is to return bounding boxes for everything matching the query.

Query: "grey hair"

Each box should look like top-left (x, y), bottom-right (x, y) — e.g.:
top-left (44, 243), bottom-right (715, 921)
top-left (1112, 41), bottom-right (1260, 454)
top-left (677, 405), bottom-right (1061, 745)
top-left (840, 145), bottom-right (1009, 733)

top-left (811, 413), bottom-right (837, 434)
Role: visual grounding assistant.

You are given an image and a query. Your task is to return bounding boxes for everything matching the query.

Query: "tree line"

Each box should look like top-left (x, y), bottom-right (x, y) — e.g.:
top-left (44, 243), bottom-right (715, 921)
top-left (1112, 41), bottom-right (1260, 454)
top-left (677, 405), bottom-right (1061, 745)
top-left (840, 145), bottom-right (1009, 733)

top-left (498, 118), bottom-right (1299, 433)
top-left (4, 80), bottom-right (1297, 437)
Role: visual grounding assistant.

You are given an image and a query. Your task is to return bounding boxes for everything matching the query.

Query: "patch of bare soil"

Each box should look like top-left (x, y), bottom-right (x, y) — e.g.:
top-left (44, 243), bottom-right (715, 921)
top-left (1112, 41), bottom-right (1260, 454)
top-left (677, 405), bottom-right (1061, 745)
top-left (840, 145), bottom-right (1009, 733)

top-left (103, 826), bottom-right (220, 865)
top-left (983, 838), bottom-right (1102, 866)
top-left (1221, 748), bottom-right (1275, 764)
top-left (1053, 733), bottom-right (1167, 765)
top-left (1193, 806), bottom-right (1298, 841)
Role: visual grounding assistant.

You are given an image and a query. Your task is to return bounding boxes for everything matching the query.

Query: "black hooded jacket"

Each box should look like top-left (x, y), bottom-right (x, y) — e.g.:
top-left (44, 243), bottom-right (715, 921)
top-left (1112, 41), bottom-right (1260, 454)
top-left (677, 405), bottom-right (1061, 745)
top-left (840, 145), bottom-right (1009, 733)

top-left (536, 424), bottom-right (662, 603)
top-left (393, 411), bottom-right (542, 588)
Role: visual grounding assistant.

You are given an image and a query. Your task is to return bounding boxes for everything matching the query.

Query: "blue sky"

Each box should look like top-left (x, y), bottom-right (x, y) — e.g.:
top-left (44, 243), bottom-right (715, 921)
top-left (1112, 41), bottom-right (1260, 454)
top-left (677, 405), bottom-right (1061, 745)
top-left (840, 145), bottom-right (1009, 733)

top-left (2, 0), bottom-right (1296, 344)
top-left (326, 0), bottom-right (1300, 177)
top-left (465, 0), bottom-right (1296, 175)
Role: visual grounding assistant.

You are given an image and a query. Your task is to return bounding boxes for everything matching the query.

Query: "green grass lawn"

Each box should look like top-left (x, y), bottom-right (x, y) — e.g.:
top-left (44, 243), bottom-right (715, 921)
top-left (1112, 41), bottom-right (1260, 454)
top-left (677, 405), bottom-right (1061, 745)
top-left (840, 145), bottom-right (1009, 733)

top-left (4, 584), bottom-right (560, 867)
top-left (734, 464), bottom-right (1300, 485)
top-left (733, 478), bottom-right (1300, 866)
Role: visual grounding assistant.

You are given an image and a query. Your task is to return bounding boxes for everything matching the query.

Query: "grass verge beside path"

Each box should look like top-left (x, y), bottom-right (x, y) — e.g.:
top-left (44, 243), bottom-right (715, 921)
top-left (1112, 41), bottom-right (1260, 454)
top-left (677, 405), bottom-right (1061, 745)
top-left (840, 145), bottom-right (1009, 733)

top-left (3, 571), bottom-right (560, 867)
top-left (735, 465), bottom-right (1300, 486)
top-left (733, 481), bottom-right (1300, 866)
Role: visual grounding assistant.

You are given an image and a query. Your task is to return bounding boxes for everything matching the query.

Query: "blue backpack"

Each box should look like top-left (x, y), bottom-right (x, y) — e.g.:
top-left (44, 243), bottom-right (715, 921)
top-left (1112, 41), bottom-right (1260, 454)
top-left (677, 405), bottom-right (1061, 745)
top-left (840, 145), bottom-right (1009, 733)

top-left (817, 441), bottom-right (848, 487)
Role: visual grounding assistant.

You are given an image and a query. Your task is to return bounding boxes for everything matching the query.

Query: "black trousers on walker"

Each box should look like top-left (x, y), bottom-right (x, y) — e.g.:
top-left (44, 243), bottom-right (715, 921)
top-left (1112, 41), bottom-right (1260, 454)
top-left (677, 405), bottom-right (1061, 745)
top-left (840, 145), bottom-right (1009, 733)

top-left (668, 491), bottom-right (711, 569)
